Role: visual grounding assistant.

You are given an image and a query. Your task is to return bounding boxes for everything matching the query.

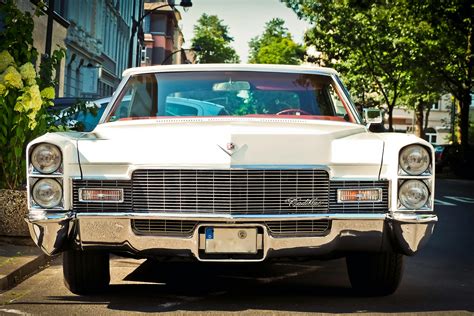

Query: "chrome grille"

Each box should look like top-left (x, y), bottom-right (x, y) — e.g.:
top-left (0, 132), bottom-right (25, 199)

top-left (72, 180), bottom-right (132, 212)
top-left (132, 169), bottom-right (329, 214)
top-left (132, 219), bottom-right (197, 236)
top-left (73, 171), bottom-right (389, 215)
top-left (265, 220), bottom-right (331, 237)
top-left (329, 180), bottom-right (389, 213)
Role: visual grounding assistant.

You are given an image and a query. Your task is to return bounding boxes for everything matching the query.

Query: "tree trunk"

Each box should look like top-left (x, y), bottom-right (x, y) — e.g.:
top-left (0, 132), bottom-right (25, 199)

top-left (424, 106), bottom-right (431, 131)
top-left (459, 90), bottom-right (471, 153)
top-left (414, 99), bottom-right (424, 139)
top-left (387, 106), bottom-right (394, 132)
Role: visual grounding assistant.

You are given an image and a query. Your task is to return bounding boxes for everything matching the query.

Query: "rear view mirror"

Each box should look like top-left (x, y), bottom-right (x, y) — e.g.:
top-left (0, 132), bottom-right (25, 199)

top-left (363, 108), bottom-right (383, 124)
top-left (213, 81), bottom-right (250, 91)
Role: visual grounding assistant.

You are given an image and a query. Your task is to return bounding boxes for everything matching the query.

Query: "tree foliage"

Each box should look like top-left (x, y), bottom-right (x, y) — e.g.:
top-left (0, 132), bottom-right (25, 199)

top-left (191, 14), bottom-right (240, 64)
top-left (282, 1), bottom-right (418, 131)
top-left (248, 18), bottom-right (304, 65)
top-left (282, 0), bottom-right (473, 149)
top-left (0, 0), bottom-right (65, 189)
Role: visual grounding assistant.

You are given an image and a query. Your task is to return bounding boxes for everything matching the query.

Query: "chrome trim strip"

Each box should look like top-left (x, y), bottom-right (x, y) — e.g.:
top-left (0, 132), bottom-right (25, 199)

top-left (27, 211), bottom-right (73, 222)
top-left (229, 164), bottom-right (330, 170)
top-left (389, 213), bottom-right (438, 224)
top-left (330, 177), bottom-right (384, 181)
top-left (75, 212), bottom-right (387, 221)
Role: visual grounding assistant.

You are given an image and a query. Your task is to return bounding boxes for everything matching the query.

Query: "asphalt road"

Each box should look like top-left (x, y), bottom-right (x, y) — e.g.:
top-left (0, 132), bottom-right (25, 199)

top-left (1, 179), bottom-right (473, 315)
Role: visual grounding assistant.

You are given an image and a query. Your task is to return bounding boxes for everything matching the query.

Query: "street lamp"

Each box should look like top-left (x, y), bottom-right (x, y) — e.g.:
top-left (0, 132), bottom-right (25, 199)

top-left (161, 46), bottom-right (202, 65)
top-left (128, 0), bottom-right (193, 68)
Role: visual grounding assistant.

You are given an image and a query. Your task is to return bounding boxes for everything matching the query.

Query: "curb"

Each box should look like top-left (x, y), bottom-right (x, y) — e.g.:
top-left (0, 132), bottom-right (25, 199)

top-left (0, 253), bottom-right (56, 292)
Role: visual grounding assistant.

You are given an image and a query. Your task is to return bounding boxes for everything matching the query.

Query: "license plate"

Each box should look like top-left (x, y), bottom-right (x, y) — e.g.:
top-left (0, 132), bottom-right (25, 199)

top-left (204, 227), bottom-right (258, 254)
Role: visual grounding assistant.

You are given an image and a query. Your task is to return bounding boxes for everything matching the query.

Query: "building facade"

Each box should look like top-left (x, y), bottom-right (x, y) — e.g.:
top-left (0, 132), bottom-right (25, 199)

top-left (55, 0), bottom-right (143, 98)
top-left (390, 94), bottom-right (474, 146)
top-left (141, 1), bottom-right (186, 66)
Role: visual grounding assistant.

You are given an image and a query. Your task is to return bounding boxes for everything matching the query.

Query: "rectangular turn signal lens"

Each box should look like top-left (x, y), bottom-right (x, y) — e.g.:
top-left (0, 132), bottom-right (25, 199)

top-left (337, 188), bottom-right (382, 203)
top-left (79, 188), bottom-right (123, 203)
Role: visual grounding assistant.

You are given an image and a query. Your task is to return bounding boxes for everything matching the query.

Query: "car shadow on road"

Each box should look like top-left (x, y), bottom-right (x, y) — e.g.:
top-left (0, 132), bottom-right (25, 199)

top-left (45, 257), bottom-right (474, 314)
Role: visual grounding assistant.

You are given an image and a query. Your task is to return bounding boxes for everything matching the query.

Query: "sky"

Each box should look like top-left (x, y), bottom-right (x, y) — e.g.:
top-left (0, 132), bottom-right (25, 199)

top-left (179, 0), bottom-right (312, 63)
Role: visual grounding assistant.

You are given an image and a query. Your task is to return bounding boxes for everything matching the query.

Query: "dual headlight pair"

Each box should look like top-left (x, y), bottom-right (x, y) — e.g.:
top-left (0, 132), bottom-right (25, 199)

top-left (398, 145), bottom-right (431, 210)
top-left (30, 143), bottom-right (63, 209)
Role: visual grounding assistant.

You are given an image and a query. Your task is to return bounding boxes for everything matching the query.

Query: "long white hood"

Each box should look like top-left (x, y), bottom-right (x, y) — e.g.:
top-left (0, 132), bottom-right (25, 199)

top-left (77, 118), bottom-right (384, 179)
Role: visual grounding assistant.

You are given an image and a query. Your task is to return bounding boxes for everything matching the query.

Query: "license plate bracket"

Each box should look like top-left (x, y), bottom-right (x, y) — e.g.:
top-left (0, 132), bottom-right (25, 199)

top-left (204, 227), bottom-right (258, 254)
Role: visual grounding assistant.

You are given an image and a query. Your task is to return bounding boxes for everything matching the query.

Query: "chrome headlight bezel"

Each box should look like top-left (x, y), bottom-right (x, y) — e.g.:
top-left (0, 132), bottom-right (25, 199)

top-left (398, 179), bottom-right (430, 210)
top-left (30, 143), bottom-right (62, 174)
top-left (399, 144), bottom-right (431, 176)
top-left (31, 178), bottom-right (63, 209)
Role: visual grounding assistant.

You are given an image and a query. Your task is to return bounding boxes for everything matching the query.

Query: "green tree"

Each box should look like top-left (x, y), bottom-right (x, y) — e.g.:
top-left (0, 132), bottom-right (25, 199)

top-left (405, 0), bottom-right (473, 155)
top-left (248, 18), bottom-right (304, 65)
top-left (282, 0), bottom-right (473, 149)
top-left (282, 1), bottom-right (416, 131)
top-left (191, 14), bottom-right (240, 63)
top-left (0, 0), bottom-right (64, 189)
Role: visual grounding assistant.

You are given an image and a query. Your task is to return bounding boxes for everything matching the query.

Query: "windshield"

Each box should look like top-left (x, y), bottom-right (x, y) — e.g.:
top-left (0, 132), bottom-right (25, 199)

top-left (106, 71), bottom-right (356, 122)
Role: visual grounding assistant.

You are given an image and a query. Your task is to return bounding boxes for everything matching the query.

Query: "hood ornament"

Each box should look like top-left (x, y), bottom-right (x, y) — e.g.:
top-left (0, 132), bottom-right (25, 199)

top-left (218, 142), bottom-right (237, 156)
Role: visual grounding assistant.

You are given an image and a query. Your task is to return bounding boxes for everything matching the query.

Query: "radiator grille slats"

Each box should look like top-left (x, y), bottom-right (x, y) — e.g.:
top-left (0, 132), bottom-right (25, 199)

top-left (132, 169), bottom-right (329, 215)
top-left (132, 219), bottom-right (197, 236)
top-left (131, 219), bottom-right (331, 237)
top-left (72, 169), bottom-right (389, 215)
top-left (265, 220), bottom-right (331, 237)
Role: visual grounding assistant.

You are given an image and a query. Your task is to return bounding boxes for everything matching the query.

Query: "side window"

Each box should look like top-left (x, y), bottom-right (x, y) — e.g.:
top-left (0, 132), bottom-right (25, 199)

top-left (109, 74), bottom-right (157, 121)
top-left (328, 84), bottom-right (348, 117)
top-left (166, 103), bottom-right (199, 116)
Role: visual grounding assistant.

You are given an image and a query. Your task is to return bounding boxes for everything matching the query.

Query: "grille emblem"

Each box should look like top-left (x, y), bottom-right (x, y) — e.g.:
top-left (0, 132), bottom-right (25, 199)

top-left (286, 198), bottom-right (323, 207)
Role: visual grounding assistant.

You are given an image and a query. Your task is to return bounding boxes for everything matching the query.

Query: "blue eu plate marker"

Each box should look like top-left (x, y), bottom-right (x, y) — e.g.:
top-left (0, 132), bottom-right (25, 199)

top-left (205, 227), bottom-right (214, 240)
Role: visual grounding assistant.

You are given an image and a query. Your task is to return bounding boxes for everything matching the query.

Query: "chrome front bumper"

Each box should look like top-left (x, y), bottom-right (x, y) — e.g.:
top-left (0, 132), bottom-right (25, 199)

top-left (26, 212), bottom-right (437, 261)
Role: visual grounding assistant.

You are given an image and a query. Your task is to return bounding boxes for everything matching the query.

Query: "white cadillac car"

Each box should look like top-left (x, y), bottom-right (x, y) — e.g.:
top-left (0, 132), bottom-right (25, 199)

top-left (26, 64), bottom-right (437, 296)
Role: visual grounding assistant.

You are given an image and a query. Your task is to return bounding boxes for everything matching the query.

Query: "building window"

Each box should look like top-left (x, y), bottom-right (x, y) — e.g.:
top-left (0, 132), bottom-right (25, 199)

top-left (431, 102), bottom-right (439, 110)
top-left (141, 47), bottom-right (147, 63)
top-left (425, 133), bottom-right (437, 144)
top-left (143, 15), bottom-right (150, 33)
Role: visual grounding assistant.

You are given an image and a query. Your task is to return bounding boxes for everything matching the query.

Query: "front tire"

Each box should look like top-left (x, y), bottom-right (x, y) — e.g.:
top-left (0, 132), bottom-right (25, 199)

top-left (63, 249), bottom-right (110, 295)
top-left (346, 252), bottom-right (403, 296)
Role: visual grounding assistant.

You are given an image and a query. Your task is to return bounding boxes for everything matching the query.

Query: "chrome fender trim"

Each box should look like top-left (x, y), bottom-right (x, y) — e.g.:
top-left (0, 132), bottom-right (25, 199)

top-left (25, 211), bottom-right (74, 256)
top-left (388, 213), bottom-right (438, 256)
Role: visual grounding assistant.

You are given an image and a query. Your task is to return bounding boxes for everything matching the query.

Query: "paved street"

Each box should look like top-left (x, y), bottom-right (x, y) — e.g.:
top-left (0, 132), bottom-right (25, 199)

top-left (0, 179), bottom-right (473, 315)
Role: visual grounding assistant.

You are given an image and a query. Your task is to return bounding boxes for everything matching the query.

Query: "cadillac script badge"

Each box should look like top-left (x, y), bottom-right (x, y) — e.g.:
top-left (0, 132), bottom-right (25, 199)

top-left (286, 198), bottom-right (322, 207)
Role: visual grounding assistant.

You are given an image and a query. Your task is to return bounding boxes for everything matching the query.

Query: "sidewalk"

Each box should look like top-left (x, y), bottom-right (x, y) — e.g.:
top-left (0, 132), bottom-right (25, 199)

top-left (0, 237), bottom-right (53, 292)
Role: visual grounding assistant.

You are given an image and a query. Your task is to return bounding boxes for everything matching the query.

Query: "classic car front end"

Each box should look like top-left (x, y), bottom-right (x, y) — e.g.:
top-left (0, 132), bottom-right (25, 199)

top-left (25, 64), bottom-right (437, 296)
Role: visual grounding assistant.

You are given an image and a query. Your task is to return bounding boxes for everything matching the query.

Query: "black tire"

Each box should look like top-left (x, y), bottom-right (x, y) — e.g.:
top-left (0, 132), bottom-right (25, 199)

top-left (63, 249), bottom-right (110, 295)
top-left (346, 252), bottom-right (403, 296)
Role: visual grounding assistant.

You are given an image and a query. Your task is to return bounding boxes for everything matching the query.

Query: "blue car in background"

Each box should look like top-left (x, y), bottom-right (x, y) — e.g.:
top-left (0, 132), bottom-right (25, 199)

top-left (51, 97), bottom-right (111, 132)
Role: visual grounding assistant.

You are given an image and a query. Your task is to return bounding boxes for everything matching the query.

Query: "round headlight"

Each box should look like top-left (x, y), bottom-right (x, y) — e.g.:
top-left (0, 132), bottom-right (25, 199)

top-left (32, 179), bottom-right (62, 208)
top-left (31, 143), bottom-right (62, 174)
top-left (399, 180), bottom-right (429, 209)
top-left (399, 145), bottom-right (430, 175)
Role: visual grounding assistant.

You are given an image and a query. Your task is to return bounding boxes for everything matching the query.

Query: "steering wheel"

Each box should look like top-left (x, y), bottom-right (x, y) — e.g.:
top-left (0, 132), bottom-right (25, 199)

top-left (276, 108), bottom-right (312, 116)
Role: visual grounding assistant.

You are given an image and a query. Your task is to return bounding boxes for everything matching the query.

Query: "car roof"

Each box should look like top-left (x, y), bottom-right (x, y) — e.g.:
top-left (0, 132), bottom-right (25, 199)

top-left (122, 63), bottom-right (339, 77)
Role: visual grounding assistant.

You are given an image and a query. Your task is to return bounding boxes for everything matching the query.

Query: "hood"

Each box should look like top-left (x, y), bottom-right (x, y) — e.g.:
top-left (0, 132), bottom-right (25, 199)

top-left (77, 118), bottom-right (384, 178)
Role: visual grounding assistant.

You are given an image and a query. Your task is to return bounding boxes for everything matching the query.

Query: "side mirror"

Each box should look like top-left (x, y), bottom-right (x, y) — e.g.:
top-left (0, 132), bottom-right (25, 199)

top-left (363, 108), bottom-right (383, 124)
top-left (363, 108), bottom-right (385, 132)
